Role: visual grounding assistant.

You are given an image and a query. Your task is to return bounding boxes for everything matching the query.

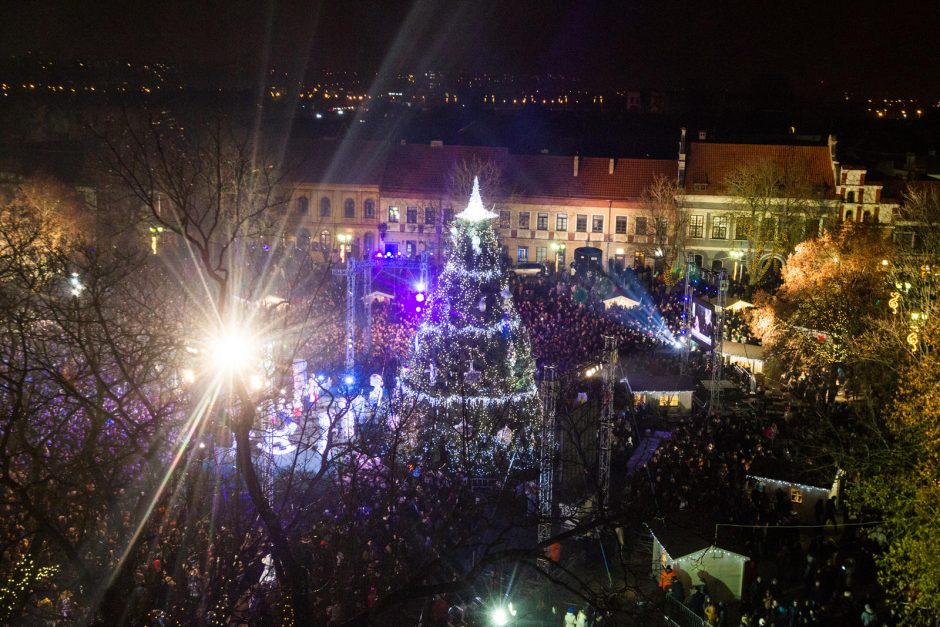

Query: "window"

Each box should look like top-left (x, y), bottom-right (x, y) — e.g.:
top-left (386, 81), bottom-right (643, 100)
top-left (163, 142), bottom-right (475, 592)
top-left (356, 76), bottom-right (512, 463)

top-left (537, 213), bottom-right (549, 230)
top-left (536, 246), bottom-right (547, 262)
top-left (363, 231), bottom-right (375, 253)
top-left (320, 229), bottom-right (332, 250)
top-left (406, 206), bottom-right (418, 224)
top-left (518, 212), bottom-right (530, 229)
top-left (388, 206), bottom-right (400, 223)
top-left (576, 214), bottom-right (587, 232)
top-left (688, 215), bottom-right (704, 238)
top-left (711, 215), bottom-right (728, 239)
top-left (517, 246), bottom-right (528, 262)
top-left (862, 210), bottom-right (872, 223)
top-left (320, 197), bottom-right (331, 217)
top-left (654, 218), bottom-right (668, 238)
top-left (592, 215), bottom-right (604, 232)
top-left (615, 216), bottom-right (628, 234)
top-left (846, 190), bottom-right (855, 202)
top-left (424, 207), bottom-right (436, 224)
top-left (556, 214), bottom-right (568, 231)
top-left (634, 216), bottom-right (648, 235)
top-left (499, 210), bottom-right (511, 229)
top-left (405, 241), bottom-right (416, 257)
top-left (344, 198), bottom-right (355, 218)
top-left (296, 196), bottom-right (309, 215)
top-left (844, 210), bottom-right (853, 222)
top-left (297, 228), bottom-right (311, 250)
top-left (735, 217), bottom-right (750, 240)
top-left (442, 206), bottom-right (453, 223)
top-left (364, 198), bottom-right (376, 218)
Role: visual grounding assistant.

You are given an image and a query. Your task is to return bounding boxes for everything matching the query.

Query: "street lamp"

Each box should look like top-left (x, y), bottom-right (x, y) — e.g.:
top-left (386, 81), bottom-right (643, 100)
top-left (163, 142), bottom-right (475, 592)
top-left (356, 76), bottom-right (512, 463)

top-left (206, 325), bottom-right (259, 377)
top-left (551, 242), bottom-right (566, 274)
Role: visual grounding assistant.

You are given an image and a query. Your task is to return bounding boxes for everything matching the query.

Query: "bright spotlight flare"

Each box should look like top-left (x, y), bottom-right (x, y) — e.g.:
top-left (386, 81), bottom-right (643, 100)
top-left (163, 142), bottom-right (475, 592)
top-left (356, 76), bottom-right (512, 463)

top-left (490, 602), bottom-right (517, 626)
top-left (207, 325), bottom-right (259, 374)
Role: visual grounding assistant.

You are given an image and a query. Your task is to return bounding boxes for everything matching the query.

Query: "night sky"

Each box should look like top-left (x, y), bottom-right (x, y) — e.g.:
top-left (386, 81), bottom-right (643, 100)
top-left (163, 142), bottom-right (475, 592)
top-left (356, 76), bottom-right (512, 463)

top-left (2, 0), bottom-right (939, 97)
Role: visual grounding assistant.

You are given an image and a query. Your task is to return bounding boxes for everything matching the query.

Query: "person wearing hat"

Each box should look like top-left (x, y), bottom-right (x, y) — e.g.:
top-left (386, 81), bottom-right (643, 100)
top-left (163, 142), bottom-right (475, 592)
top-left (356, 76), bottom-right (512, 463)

top-left (563, 607), bottom-right (576, 627)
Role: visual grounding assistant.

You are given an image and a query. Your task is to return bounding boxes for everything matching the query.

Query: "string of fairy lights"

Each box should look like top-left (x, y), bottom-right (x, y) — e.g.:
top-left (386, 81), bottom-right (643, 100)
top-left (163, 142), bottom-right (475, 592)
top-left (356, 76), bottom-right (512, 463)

top-left (402, 178), bottom-right (540, 471)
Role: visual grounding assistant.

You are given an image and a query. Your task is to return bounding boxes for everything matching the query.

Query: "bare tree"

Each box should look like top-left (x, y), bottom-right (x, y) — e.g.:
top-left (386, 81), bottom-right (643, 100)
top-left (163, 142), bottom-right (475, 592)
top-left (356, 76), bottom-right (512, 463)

top-left (724, 158), bottom-right (832, 291)
top-left (639, 174), bottom-right (686, 273)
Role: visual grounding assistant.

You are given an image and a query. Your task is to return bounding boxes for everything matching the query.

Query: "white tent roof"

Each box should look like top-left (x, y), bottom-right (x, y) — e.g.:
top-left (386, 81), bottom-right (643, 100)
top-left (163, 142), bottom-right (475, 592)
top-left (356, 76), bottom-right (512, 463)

top-left (721, 340), bottom-right (764, 361)
top-left (363, 291), bottom-right (396, 304)
top-left (603, 295), bottom-right (641, 310)
top-left (727, 299), bottom-right (755, 311)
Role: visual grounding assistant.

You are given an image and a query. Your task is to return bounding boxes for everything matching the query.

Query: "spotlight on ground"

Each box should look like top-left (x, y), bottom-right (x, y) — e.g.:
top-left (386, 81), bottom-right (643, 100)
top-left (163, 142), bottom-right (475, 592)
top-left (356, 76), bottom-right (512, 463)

top-left (490, 607), bottom-right (509, 626)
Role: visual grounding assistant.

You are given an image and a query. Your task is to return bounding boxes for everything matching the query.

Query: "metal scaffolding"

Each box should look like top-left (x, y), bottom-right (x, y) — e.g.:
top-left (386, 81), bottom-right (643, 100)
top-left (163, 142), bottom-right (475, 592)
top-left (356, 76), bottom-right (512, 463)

top-left (708, 271), bottom-right (729, 414)
top-left (680, 252), bottom-right (696, 374)
top-left (597, 335), bottom-right (618, 510)
top-left (538, 366), bottom-right (558, 546)
top-left (332, 252), bottom-right (430, 373)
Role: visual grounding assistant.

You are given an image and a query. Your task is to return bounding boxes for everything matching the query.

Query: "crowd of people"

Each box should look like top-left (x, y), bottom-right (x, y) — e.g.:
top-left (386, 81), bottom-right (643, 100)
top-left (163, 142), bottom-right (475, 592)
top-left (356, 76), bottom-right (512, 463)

top-left (628, 399), bottom-right (889, 626)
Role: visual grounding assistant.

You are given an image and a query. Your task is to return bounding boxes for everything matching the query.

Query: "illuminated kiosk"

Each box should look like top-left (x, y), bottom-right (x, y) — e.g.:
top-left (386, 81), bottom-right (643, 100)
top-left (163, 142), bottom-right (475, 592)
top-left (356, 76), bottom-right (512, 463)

top-left (746, 458), bottom-right (838, 523)
top-left (622, 373), bottom-right (697, 416)
top-left (647, 521), bottom-right (750, 602)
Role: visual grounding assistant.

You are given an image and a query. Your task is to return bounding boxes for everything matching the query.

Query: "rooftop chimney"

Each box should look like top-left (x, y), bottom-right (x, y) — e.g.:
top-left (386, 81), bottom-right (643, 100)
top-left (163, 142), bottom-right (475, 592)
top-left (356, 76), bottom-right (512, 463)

top-left (609, 158), bottom-right (615, 175)
top-left (573, 154), bottom-right (580, 177)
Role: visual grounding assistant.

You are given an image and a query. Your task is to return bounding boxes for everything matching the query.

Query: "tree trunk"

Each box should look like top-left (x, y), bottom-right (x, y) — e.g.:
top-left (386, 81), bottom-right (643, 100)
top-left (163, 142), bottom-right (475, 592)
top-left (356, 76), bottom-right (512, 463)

top-left (233, 403), bottom-right (313, 625)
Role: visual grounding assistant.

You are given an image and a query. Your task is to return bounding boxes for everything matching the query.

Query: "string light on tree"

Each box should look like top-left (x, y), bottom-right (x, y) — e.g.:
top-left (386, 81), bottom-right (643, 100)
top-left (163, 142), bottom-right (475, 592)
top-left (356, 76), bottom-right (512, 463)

top-left (402, 177), bottom-right (539, 474)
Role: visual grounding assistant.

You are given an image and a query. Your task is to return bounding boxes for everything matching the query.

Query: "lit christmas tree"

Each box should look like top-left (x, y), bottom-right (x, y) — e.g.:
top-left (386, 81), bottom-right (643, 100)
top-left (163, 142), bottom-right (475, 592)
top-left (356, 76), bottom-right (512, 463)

top-left (402, 178), bottom-right (539, 474)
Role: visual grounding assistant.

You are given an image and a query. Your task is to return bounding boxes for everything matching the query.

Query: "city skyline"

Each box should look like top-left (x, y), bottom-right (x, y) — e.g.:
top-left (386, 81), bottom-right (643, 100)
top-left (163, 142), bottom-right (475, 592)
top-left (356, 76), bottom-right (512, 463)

top-left (2, 0), bottom-right (939, 98)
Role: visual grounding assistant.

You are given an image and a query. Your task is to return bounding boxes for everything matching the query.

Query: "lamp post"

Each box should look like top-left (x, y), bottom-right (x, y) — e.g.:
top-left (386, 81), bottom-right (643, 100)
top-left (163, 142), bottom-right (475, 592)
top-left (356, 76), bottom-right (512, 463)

top-left (551, 242), bottom-right (566, 274)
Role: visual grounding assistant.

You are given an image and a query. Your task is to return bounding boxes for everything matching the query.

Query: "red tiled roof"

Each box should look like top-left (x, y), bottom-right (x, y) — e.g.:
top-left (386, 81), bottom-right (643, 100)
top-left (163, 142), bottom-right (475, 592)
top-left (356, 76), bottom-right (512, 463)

top-left (505, 154), bottom-right (676, 201)
top-left (286, 139), bottom-right (390, 186)
top-left (381, 144), bottom-right (510, 194)
top-left (684, 142), bottom-right (835, 197)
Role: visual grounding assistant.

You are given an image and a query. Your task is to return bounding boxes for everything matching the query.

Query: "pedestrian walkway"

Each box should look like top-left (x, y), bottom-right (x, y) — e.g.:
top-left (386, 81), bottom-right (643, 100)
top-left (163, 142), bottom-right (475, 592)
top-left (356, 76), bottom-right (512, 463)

top-left (626, 430), bottom-right (671, 477)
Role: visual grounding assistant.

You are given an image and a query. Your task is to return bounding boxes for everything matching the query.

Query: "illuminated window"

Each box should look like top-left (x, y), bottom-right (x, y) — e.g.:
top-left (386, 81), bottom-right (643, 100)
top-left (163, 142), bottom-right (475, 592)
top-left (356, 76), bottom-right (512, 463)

top-left (711, 215), bottom-right (728, 239)
top-left (388, 206), bottom-right (400, 223)
top-left (517, 246), bottom-right (528, 262)
top-left (688, 215), bottom-right (704, 238)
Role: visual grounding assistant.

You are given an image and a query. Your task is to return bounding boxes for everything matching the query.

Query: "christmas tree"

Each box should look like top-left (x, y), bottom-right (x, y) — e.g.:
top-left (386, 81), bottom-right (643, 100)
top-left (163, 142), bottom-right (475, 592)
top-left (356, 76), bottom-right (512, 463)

top-left (402, 178), bottom-right (539, 474)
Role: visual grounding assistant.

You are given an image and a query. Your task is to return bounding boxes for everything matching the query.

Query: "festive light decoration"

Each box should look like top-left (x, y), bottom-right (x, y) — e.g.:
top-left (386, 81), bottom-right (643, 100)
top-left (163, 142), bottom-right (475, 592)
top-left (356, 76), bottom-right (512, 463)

top-left (403, 177), bottom-right (539, 473)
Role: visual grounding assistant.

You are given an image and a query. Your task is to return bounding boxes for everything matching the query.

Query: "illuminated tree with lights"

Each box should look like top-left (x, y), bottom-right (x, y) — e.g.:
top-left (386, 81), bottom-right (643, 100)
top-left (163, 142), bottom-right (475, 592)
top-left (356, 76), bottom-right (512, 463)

top-left (403, 178), bottom-right (539, 474)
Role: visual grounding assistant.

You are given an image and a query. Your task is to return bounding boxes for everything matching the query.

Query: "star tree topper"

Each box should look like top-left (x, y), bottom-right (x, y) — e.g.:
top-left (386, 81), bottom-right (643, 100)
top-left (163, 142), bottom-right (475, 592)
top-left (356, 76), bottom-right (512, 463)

top-left (455, 176), bottom-right (499, 222)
